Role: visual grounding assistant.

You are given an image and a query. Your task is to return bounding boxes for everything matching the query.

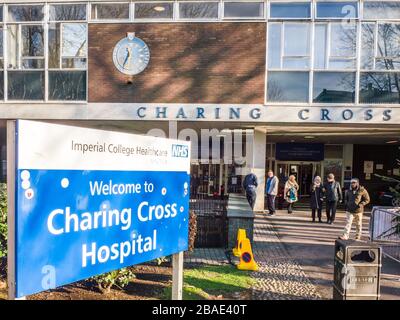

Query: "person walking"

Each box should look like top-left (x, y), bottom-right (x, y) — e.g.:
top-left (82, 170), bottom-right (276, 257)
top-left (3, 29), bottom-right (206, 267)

top-left (284, 175), bottom-right (299, 214)
top-left (310, 176), bottom-right (324, 223)
top-left (323, 173), bottom-right (342, 224)
top-left (243, 172), bottom-right (258, 210)
top-left (266, 170), bottom-right (279, 215)
top-left (339, 178), bottom-right (370, 240)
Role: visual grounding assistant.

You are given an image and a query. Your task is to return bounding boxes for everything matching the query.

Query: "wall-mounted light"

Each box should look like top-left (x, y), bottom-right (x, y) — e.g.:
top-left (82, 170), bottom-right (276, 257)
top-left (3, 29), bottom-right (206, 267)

top-left (386, 140), bottom-right (399, 144)
top-left (153, 6), bottom-right (166, 12)
top-left (304, 136), bottom-right (315, 139)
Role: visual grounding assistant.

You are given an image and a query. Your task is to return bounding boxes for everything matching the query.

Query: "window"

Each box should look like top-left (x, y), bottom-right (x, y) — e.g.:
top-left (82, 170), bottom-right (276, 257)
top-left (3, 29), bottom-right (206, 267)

top-left (363, 2), bottom-right (400, 20)
top-left (7, 24), bottom-right (45, 69)
top-left (223, 2), bottom-right (264, 19)
top-left (316, 2), bottom-right (358, 19)
top-left (91, 3), bottom-right (130, 20)
top-left (179, 2), bottom-right (219, 19)
top-left (8, 5), bottom-right (44, 22)
top-left (361, 23), bottom-right (400, 70)
top-left (314, 23), bottom-right (357, 69)
top-left (268, 23), bottom-right (311, 69)
top-left (269, 2), bottom-right (311, 19)
top-left (8, 71), bottom-right (44, 100)
top-left (48, 71), bottom-right (86, 100)
top-left (135, 3), bottom-right (173, 19)
top-left (313, 72), bottom-right (355, 103)
top-left (267, 71), bottom-right (309, 102)
top-left (49, 4), bottom-right (87, 21)
top-left (359, 72), bottom-right (400, 104)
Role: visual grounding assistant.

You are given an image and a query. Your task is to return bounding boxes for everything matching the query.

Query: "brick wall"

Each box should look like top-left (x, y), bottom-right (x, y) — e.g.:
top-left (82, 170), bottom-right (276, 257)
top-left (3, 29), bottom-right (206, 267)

top-left (88, 23), bottom-right (266, 104)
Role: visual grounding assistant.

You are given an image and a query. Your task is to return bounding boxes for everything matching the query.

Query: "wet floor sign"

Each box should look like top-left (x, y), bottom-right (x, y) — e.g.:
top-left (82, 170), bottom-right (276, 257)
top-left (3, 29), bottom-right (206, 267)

top-left (232, 229), bottom-right (259, 271)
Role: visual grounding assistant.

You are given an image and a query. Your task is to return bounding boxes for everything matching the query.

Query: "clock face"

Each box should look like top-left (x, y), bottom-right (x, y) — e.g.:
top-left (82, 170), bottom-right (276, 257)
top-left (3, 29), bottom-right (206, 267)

top-left (112, 35), bottom-right (150, 75)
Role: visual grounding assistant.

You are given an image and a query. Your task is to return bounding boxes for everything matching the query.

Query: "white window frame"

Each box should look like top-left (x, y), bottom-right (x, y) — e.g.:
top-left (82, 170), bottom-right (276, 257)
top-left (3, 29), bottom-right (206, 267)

top-left (90, 2), bottom-right (130, 22)
top-left (222, 1), bottom-right (266, 20)
top-left (314, 1), bottom-right (359, 20)
top-left (177, 1), bottom-right (220, 21)
top-left (268, 1), bottom-right (312, 20)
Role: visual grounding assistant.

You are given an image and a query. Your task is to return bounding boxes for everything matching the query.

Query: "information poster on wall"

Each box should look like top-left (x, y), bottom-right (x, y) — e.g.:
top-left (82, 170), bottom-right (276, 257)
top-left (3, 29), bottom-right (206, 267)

top-left (11, 120), bottom-right (191, 297)
top-left (364, 161), bottom-right (374, 174)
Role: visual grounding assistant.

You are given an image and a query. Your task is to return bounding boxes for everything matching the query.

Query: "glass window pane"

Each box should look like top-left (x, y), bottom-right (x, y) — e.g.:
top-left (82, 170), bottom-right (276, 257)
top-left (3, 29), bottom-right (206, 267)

top-left (49, 4), bottom-right (87, 21)
top-left (8, 71), bottom-right (44, 100)
top-left (270, 2), bottom-right (311, 19)
top-left (283, 57), bottom-right (310, 69)
top-left (48, 24), bottom-right (60, 69)
top-left (0, 6), bottom-right (3, 22)
top-left (313, 72), bottom-right (355, 103)
top-left (364, 2), bottom-right (400, 20)
top-left (268, 23), bottom-right (281, 68)
top-left (267, 71), bottom-right (309, 102)
top-left (316, 2), bottom-right (358, 19)
top-left (91, 3), bottom-right (130, 20)
top-left (8, 5), bottom-right (44, 22)
top-left (62, 58), bottom-right (86, 69)
top-left (224, 2), bottom-right (264, 18)
top-left (179, 2), bottom-right (218, 19)
top-left (360, 72), bottom-right (400, 104)
top-left (135, 3), bottom-right (173, 19)
top-left (377, 24), bottom-right (400, 70)
top-left (361, 23), bottom-right (375, 70)
top-left (49, 71), bottom-right (86, 101)
top-left (284, 23), bottom-right (310, 56)
top-left (7, 25), bottom-right (18, 69)
top-left (0, 28), bottom-right (3, 57)
top-left (0, 72), bottom-right (3, 99)
top-left (330, 24), bottom-right (356, 58)
top-left (22, 25), bottom-right (44, 57)
top-left (314, 24), bottom-right (327, 69)
top-left (22, 59), bottom-right (44, 69)
top-left (62, 24), bottom-right (87, 57)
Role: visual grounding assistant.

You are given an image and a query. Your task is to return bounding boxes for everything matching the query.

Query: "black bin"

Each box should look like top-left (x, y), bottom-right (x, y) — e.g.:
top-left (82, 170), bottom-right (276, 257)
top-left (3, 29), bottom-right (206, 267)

top-left (333, 239), bottom-right (382, 300)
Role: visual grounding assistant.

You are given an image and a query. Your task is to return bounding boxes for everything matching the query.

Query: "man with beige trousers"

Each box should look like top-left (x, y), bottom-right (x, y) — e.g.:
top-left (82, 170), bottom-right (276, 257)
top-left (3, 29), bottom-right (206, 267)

top-left (339, 178), bottom-right (370, 240)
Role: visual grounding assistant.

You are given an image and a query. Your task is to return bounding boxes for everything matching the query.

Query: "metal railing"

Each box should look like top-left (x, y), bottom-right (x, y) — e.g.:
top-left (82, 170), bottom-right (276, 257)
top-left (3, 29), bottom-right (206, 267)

top-left (189, 195), bottom-right (228, 248)
top-left (369, 206), bottom-right (400, 263)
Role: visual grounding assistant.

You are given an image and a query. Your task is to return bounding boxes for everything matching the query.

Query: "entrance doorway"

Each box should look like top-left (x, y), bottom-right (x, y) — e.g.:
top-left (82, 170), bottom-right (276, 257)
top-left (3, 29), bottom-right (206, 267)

top-left (276, 162), bottom-right (322, 197)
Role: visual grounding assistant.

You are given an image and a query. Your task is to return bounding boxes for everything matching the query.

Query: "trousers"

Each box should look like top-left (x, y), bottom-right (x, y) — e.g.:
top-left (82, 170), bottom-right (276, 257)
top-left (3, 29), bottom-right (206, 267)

top-left (342, 211), bottom-right (363, 239)
top-left (326, 201), bottom-right (338, 222)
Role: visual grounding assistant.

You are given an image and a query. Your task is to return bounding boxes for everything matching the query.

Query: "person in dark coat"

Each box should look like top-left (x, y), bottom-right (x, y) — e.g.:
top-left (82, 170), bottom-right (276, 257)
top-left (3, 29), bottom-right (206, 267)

top-left (310, 176), bottom-right (324, 223)
top-left (243, 172), bottom-right (258, 210)
top-left (323, 173), bottom-right (343, 224)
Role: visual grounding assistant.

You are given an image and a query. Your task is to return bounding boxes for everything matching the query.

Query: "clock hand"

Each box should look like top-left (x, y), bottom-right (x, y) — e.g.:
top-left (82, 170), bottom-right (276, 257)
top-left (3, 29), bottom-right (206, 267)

top-left (122, 48), bottom-right (131, 68)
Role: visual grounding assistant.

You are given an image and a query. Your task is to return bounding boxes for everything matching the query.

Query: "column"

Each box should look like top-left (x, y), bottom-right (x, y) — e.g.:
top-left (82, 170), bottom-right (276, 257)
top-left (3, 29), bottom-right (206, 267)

top-left (249, 127), bottom-right (267, 212)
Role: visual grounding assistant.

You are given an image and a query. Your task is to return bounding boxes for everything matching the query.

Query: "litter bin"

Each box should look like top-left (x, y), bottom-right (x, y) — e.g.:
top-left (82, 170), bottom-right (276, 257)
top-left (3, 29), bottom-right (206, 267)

top-left (333, 239), bottom-right (382, 300)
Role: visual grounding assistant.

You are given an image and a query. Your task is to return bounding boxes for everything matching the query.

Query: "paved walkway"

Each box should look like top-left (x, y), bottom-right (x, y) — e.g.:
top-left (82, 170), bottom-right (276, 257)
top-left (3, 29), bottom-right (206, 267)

top-left (185, 209), bottom-right (400, 300)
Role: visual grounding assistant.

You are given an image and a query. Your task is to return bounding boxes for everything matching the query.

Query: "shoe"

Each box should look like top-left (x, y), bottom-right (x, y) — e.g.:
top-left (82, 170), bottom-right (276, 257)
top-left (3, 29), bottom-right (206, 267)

top-left (327, 219), bottom-right (331, 224)
top-left (312, 219), bottom-right (316, 223)
top-left (338, 235), bottom-right (349, 240)
top-left (318, 220), bottom-right (322, 223)
top-left (328, 221), bottom-right (333, 225)
top-left (355, 237), bottom-right (362, 241)
top-left (268, 212), bottom-right (275, 216)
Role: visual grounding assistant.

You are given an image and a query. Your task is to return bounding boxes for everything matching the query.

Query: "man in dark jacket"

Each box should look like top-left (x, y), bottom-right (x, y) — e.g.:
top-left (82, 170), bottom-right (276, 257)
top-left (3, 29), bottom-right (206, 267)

top-left (339, 178), bottom-right (370, 240)
top-left (323, 173), bottom-right (342, 224)
top-left (243, 172), bottom-right (258, 210)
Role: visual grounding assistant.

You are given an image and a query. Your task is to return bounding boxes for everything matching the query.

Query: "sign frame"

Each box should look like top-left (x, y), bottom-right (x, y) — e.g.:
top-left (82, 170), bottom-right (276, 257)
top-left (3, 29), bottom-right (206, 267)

top-left (6, 120), bottom-right (187, 300)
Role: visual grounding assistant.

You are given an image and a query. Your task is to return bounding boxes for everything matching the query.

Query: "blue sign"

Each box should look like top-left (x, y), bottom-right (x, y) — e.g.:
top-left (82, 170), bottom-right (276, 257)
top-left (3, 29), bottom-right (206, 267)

top-left (276, 143), bottom-right (325, 161)
top-left (13, 120), bottom-right (191, 297)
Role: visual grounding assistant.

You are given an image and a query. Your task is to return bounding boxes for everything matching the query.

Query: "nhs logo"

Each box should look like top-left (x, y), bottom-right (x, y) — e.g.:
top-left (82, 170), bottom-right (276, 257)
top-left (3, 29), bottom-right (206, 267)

top-left (172, 144), bottom-right (189, 158)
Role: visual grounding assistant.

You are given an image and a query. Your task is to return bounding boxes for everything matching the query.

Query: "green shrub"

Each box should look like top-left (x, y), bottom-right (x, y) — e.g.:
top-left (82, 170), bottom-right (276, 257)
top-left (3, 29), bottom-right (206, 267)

top-left (91, 267), bottom-right (136, 294)
top-left (0, 183), bottom-right (6, 259)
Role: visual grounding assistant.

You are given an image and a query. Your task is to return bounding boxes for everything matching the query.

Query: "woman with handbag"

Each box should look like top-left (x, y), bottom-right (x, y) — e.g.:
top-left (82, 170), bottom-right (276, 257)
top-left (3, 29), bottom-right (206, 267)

top-left (284, 175), bottom-right (299, 214)
top-left (310, 176), bottom-right (324, 222)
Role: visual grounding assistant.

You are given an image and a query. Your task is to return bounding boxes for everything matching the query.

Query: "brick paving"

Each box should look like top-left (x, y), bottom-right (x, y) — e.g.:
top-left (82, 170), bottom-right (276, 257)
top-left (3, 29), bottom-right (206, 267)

top-left (184, 212), bottom-right (322, 300)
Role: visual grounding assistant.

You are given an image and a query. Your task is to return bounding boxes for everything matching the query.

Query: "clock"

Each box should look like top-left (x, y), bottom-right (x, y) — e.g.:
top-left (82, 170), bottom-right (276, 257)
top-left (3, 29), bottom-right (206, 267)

top-left (112, 32), bottom-right (150, 75)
